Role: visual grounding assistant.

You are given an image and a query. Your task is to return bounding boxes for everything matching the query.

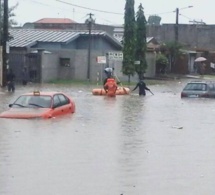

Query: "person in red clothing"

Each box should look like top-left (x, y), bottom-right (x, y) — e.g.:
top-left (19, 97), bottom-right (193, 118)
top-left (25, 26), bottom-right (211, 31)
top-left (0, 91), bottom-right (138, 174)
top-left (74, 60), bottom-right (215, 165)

top-left (104, 77), bottom-right (118, 97)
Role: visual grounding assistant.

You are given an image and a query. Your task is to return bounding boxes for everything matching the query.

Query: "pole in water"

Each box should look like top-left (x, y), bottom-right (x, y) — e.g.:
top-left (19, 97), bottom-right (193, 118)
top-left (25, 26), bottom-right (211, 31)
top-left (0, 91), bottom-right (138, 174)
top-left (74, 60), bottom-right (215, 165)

top-left (149, 90), bottom-right (154, 95)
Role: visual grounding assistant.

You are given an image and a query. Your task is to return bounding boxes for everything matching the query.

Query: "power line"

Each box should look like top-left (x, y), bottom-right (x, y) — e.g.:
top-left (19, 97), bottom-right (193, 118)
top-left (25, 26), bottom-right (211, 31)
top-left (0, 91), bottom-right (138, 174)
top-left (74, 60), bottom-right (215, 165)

top-left (28, 0), bottom-right (195, 24)
top-left (179, 14), bottom-right (192, 21)
top-left (56, 0), bottom-right (123, 15)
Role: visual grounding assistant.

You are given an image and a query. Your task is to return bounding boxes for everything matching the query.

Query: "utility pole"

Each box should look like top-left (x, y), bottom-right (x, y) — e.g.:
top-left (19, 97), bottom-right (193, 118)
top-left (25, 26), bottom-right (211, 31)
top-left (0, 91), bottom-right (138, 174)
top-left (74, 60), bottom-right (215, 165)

top-left (2, 0), bottom-right (9, 87)
top-left (174, 6), bottom-right (193, 44)
top-left (0, 0), bottom-right (1, 42)
top-left (0, 0), bottom-right (2, 86)
top-left (86, 13), bottom-right (94, 81)
top-left (175, 8), bottom-right (179, 43)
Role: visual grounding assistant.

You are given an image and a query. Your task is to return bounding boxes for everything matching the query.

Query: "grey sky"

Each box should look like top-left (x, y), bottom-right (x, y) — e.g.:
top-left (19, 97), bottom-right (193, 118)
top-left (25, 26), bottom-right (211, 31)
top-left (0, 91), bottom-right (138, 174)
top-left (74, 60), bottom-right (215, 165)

top-left (9, 0), bottom-right (214, 26)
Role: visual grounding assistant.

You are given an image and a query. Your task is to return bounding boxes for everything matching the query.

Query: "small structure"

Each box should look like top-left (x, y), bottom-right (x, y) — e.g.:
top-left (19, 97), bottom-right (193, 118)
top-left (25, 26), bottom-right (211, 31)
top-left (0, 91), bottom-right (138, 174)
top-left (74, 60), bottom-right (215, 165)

top-left (9, 29), bottom-right (122, 82)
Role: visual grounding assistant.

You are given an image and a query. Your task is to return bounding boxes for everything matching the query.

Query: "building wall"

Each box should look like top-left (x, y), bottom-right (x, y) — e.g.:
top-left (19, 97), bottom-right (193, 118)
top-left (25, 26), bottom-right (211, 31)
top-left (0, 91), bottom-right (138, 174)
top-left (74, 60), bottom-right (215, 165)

top-left (9, 30), bottom-right (156, 83)
top-left (76, 36), bottom-right (119, 50)
top-left (39, 50), bottom-right (156, 82)
top-left (147, 24), bottom-right (215, 50)
top-left (24, 22), bottom-right (215, 51)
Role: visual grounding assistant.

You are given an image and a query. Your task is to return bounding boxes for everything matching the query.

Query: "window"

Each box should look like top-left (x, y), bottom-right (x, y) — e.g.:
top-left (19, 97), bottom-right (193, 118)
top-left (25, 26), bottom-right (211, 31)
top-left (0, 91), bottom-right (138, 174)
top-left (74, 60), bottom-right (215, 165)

top-left (58, 94), bottom-right (70, 106)
top-left (53, 95), bottom-right (61, 108)
top-left (60, 58), bottom-right (70, 67)
top-left (185, 83), bottom-right (207, 91)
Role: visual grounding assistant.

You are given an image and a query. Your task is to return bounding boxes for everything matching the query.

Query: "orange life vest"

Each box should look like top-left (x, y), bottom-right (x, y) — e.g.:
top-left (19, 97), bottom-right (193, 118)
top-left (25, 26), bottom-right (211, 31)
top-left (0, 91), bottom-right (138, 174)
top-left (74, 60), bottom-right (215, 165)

top-left (104, 78), bottom-right (117, 97)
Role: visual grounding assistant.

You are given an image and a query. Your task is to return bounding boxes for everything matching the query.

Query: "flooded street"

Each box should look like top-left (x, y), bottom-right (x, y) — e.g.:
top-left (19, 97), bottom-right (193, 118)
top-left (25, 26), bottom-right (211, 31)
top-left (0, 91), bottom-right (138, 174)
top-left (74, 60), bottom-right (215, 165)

top-left (1, 79), bottom-right (215, 195)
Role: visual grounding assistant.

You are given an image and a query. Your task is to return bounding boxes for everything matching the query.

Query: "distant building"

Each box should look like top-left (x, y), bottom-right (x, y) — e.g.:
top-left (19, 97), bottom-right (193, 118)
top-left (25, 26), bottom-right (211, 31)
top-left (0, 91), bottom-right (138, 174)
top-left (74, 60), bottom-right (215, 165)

top-left (34, 18), bottom-right (77, 24)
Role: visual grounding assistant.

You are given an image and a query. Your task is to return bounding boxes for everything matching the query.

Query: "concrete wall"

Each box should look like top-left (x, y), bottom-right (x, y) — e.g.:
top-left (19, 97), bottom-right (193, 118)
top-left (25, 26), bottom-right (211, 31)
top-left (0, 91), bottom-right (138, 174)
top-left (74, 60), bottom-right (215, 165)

top-left (147, 24), bottom-right (215, 50)
top-left (23, 22), bottom-right (215, 51)
top-left (38, 49), bottom-right (156, 82)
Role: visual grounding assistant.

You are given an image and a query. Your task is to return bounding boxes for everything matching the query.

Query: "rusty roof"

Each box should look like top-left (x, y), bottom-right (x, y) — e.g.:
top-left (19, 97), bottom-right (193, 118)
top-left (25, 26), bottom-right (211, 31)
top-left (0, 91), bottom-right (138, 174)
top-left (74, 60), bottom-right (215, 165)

top-left (34, 18), bottom-right (76, 24)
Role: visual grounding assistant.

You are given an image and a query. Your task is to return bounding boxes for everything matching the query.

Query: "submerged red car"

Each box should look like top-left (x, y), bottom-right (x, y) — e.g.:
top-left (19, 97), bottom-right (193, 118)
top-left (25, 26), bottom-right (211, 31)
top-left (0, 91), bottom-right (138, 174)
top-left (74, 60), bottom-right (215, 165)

top-left (0, 91), bottom-right (75, 119)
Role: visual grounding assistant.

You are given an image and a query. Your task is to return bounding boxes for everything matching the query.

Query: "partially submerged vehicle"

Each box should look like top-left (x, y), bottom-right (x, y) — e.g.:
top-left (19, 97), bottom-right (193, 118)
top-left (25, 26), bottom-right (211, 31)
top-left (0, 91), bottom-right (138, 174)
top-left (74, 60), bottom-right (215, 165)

top-left (181, 80), bottom-right (215, 98)
top-left (0, 91), bottom-right (75, 119)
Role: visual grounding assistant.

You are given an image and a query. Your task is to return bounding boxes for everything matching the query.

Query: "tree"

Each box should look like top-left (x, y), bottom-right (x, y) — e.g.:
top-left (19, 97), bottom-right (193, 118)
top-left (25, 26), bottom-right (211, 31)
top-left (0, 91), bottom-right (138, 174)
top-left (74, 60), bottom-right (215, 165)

top-left (135, 3), bottom-right (147, 79)
top-left (0, 2), bottom-right (18, 28)
top-left (156, 53), bottom-right (169, 74)
top-left (0, 2), bottom-right (18, 42)
top-left (148, 15), bottom-right (161, 25)
top-left (122, 0), bottom-right (136, 83)
top-left (161, 41), bottom-right (183, 72)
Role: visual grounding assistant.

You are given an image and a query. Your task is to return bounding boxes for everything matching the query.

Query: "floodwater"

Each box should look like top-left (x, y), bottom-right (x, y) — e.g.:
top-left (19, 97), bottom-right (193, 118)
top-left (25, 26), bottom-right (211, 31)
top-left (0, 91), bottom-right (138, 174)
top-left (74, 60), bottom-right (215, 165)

top-left (1, 79), bottom-right (215, 195)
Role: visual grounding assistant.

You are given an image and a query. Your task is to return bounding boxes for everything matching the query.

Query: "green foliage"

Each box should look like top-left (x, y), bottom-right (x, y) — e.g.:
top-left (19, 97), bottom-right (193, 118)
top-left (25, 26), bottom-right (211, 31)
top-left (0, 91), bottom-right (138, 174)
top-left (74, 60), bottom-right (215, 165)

top-left (161, 41), bottom-right (184, 72)
top-left (122, 0), bottom-right (136, 79)
top-left (164, 41), bottom-right (183, 56)
top-left (135, 3), bottom-right (147, 79)
top-left (156, 53), bottom-right (168, 65)
top-left (0, 2), bottom-right (18, 29)
top-left (148, 15), bottom-right (161, 25)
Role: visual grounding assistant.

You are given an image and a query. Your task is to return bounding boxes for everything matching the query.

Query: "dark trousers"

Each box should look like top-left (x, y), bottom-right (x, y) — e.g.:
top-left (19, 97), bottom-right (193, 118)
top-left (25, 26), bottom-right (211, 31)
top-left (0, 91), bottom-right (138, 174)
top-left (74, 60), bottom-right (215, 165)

top-left (22, 80), bottom-right (27, 86)
top-left (7, 81), bottom-right (15, 92)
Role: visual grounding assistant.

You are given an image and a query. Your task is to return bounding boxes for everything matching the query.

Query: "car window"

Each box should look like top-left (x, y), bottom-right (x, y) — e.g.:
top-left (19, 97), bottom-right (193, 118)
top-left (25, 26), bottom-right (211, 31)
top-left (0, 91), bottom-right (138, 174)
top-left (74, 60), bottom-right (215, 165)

top-left (184, 83), bottom-right (207, 91)
top-left (13, 95), bottom-right (31, 107)
top-left (58, 94), bottom-right (70, 105)
top-left (28, 95), bottom-right (52, 108)
top-left (13, 95), bottom-right (52, 108)
top-left (208, 83), bottom-right (215, 91)
top-left (53, 95), bottom-right (61, 108)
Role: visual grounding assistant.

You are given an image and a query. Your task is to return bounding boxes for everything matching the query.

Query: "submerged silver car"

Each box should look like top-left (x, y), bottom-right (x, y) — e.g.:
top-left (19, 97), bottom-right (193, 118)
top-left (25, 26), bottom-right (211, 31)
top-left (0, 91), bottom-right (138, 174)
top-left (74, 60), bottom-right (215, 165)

top-left (181, 81), bottom-right (215, 98)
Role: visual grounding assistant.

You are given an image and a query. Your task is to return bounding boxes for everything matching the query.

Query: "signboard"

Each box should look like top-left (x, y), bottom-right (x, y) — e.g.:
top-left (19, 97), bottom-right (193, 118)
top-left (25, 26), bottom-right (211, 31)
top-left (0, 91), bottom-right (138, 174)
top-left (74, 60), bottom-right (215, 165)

top-left (108, 52), bottom-right (123, 60)
top-left (134, 60), bottom-right (140, 65)
top-left (96, 56), bottom-right (106, 64)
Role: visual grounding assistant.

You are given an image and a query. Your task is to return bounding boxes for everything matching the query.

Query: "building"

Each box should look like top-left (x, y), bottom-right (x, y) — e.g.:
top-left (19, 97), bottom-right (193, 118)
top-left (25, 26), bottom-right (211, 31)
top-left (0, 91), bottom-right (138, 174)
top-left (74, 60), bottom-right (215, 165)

top-left (8, 27), bottom-right (158, 83)
top-left (9, 28), bottom-right (122, 83)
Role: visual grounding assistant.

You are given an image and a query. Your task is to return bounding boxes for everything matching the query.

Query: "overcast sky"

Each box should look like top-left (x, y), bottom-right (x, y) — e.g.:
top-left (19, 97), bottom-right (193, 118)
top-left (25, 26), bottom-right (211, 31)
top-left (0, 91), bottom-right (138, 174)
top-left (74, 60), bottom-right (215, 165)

top-left (9, 0), bottom-right (215, 26)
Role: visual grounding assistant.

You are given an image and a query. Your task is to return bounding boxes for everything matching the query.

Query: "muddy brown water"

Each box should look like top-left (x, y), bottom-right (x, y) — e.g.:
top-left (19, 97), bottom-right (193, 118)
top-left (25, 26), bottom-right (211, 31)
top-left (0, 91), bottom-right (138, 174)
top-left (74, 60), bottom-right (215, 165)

top-left (1, 79), bottom-right (215, 195)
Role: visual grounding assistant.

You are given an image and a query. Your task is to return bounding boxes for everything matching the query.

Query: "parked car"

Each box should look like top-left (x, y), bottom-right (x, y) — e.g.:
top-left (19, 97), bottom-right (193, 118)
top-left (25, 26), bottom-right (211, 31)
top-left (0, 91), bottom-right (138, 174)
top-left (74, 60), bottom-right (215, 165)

top-left (181, 80), bottom-right (215, 98)
top-left (0, 91), bottom-right (75, 119)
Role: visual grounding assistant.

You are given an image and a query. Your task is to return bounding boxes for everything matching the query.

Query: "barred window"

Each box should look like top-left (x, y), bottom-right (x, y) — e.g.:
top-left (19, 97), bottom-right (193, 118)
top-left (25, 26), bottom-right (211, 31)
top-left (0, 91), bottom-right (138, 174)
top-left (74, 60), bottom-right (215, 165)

top-left (60, 58), bottom-right (70, 67)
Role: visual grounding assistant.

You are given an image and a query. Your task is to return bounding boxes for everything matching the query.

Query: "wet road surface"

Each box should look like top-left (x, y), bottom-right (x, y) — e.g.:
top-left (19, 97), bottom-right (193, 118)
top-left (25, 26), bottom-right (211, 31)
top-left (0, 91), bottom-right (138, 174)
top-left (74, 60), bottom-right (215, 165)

top-left (1, 79), bottom-right (215, 195)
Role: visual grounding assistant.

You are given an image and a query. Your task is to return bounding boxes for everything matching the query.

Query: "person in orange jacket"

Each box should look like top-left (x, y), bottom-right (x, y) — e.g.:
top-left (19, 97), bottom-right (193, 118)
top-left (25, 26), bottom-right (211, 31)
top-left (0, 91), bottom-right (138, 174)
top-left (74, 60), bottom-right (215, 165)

top-left (104, 77), bottom-right (118, 97)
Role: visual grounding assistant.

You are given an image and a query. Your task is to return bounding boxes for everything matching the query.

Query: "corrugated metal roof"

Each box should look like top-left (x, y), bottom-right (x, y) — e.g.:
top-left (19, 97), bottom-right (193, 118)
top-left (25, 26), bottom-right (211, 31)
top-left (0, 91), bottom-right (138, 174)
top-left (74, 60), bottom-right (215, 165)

top-left (114, 36), bottom-right (156, 44)
top-left (9, 29), bottom-right (115, 48)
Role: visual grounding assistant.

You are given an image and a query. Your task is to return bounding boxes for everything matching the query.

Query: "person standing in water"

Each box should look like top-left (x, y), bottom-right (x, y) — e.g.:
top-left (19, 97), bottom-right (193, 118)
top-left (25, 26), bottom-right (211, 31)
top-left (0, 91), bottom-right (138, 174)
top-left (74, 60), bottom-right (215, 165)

top-left (132, 79), bottom-right (151, 96)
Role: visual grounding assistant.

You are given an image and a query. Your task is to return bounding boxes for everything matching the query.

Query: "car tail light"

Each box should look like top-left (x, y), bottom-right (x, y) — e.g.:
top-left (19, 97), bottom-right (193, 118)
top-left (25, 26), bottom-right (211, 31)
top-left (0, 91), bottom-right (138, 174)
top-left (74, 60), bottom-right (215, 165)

top-left (181, 92), bottom-right (187, 98)
top-left (201, 93), bottom-right (209, 98)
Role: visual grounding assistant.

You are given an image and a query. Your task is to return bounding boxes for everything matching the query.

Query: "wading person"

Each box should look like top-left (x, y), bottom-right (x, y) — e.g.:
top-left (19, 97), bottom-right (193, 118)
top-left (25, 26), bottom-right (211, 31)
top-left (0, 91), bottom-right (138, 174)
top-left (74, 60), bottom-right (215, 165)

top-left (6, 69), bottom-right (16, 92)
top-left (132, 79), bottom-right (151, 96)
